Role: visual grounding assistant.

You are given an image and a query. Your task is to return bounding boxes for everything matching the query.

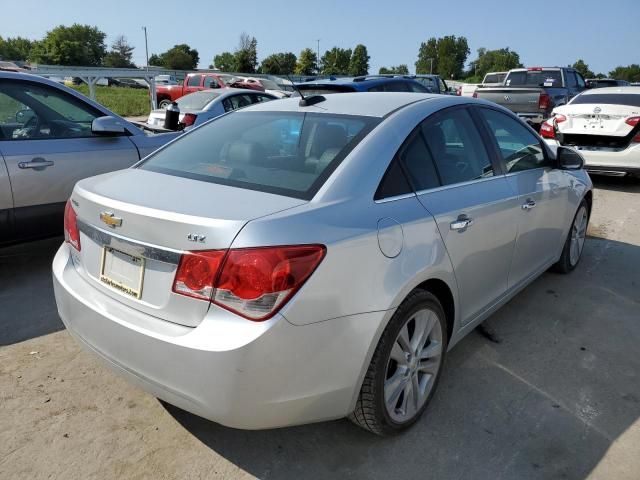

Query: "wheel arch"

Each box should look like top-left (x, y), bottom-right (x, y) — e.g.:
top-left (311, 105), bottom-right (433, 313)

top-left (413, 278), bottom-right (455, 344)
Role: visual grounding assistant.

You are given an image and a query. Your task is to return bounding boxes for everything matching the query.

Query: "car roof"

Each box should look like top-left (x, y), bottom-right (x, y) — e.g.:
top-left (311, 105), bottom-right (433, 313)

top-left (299, 76), bottom-right (421, 90)
top-left (237, 91), bottom-right (445, 117)
top-left (580, 86), bottom-right (640, 95)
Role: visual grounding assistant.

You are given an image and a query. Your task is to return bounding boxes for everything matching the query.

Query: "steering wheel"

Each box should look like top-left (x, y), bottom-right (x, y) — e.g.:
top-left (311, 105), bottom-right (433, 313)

top-left (21, 114), bottom-right (49, 138)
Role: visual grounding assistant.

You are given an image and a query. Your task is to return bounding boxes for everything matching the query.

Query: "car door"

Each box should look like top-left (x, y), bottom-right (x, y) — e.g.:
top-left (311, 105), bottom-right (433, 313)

top-left (402, 106), bottom-right (519, 325)
top-left (0, 79), bottom-right (140, 240)
top-left (475, 106), bottom-right (570, 288)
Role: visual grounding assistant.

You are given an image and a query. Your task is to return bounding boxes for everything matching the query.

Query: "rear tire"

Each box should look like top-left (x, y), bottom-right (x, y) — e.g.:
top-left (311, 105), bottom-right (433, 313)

top-left (158, 99), bottom-right (172, 109)
top-left (552, 199), bottom-right (589, 273)
top-left (350, 290), bottom-right (447, 435)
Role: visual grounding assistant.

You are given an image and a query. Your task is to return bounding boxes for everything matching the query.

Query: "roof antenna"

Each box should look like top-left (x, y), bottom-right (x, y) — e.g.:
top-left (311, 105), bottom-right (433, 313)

top-left (272, 57), bottom-right (325, 107)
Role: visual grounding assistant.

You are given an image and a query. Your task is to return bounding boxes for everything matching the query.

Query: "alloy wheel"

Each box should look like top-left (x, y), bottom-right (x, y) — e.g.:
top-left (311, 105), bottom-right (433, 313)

top-left (384, 308), bottom-right (443, 423)
top-left (569, 206), bottom-right (588, 266)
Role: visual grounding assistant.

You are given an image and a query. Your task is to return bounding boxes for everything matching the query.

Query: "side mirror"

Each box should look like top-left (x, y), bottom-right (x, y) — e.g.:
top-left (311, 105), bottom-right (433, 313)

top-left (557, 146), bottom-right (584, 170)
top-left (92, 116), bottom-right (127, 135)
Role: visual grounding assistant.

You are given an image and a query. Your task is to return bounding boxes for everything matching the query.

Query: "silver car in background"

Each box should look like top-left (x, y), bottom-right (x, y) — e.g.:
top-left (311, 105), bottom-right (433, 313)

top-left (53, 92), bottom-right (592, 435)
top-left (146, 88), bottom-right (277, 130)
top-left (0, 72), bottom-right (179, 245)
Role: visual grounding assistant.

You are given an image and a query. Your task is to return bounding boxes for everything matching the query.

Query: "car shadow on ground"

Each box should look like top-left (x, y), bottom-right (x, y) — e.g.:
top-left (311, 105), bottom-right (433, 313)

top-left (0, 236), bottom-right (64, 346)
top-left (165, 236), bottom-right (640, 480)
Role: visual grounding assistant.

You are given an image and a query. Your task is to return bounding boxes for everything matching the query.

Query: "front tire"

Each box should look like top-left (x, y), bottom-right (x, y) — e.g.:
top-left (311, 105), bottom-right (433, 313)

top-left (350, 290), bottom-right (447, 435)
top-left (552, 200), bottom-right (589, 273)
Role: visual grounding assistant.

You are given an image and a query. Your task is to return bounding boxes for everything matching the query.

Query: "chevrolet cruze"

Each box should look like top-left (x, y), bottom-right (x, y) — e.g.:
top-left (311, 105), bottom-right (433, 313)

top-left (53, 92), bottom-right (592, 435)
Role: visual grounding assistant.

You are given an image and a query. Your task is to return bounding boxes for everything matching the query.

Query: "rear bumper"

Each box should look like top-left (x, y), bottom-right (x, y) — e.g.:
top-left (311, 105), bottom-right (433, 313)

top-left (53, 243), bottom-right (385, 429)
top-left (544, 139), bottom-right (640, 175)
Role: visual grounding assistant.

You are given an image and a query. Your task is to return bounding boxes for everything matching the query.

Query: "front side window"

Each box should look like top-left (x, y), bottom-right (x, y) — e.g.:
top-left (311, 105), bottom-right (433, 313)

top-left (139, 111), bottom-right (379, 199)
top-left (187, 75), bottom-right (202, 87)
top-left (421, 108), bottom-right (494, 186)
top-left (0, 80), bottom-right (100, 140)
top-left (478, 108), bottom-right (549, 173)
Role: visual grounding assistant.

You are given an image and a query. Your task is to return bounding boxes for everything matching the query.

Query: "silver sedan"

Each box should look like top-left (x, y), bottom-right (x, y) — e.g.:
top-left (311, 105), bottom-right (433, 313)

top-left (146, 88), bottom-right (277, 130)
top-left (53, 92), bottom-right (592, 434)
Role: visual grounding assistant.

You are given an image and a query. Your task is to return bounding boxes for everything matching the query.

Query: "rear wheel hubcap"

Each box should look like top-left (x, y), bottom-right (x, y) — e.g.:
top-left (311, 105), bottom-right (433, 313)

top-left (384, 308), bottom-right (443, 423)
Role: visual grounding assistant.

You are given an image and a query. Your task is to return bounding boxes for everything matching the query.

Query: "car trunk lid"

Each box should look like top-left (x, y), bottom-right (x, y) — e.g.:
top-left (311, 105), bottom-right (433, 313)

top-left (69, 168), bottom-right (306, 327)
top-left (555, 104), bottom-right (639, 136)
top-left (475, 87), bottom-right (544, 114)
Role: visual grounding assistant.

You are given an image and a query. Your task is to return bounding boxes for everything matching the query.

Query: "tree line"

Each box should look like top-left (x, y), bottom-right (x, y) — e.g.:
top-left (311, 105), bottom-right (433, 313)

top-left (2, 24), bottom-right (639, 83)
top-left (212, 34), bottom-right (370, 77)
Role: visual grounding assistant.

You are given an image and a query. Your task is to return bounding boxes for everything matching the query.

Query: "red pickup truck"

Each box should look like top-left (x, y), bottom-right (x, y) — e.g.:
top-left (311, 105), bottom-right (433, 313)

top-left (156, 73), bottom-right (233, 108)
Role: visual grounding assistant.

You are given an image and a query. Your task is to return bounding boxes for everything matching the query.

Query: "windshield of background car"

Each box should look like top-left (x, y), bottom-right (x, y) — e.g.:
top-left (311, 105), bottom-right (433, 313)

top-left (294, 85), bottom-right (356, 95)
top-left (176, 91), bottom-right (221, 110)
top-left (484, 73), bottom-right (506, 84)
top-left (506, 70), bottom-right (562, 87)
top-left (139, 111), bottom-right (380, 199)
top-left (260, 79), bottom-right (280, 90)
top-left (570, 93), bottom-right (640, 107)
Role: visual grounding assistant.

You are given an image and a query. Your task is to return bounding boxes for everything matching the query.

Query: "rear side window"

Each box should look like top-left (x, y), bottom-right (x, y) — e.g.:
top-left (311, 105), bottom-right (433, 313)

top-left (375, 160), bottom-right (412, 200)
top-left (570, 93), bottom-right (640, 107)
top-left (203, 77), bottom-right (220, 89)
top-left (478, 108), bottom-right (549, 173)
top-left (421, 108), bottom-right (494, 186)
top-left (399, 131), bottom-right (440, 191)
top-left (140, 111), bottom-right (379, 199)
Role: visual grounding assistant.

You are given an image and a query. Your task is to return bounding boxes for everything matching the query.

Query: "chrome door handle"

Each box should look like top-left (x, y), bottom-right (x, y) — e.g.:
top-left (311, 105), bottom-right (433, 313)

top-left (18, 157), bottom-right (54, 170)
top-left (450, 215), bottom-right (474, 231)
top-left (521, 199), bottom-right (537, 210)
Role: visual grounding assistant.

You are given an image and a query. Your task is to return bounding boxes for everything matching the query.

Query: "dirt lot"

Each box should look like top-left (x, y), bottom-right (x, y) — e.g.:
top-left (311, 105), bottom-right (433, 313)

top-left (1, 177), bottom-right (639, 480)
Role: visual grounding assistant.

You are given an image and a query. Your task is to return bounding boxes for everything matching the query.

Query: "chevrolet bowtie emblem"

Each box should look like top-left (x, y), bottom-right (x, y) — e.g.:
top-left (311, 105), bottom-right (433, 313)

top-left (100, 211), bottom-right (123, 228)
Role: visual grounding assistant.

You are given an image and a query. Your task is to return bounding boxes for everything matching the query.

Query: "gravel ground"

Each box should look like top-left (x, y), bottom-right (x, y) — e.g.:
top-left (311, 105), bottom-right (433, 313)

top-left (1, 176), bottom-right (639, 480)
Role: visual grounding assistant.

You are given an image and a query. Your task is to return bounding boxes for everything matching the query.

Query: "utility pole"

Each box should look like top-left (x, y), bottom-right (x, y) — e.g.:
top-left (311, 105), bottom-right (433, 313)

top-left (316, 39), bottom-right (320, 74)
top-left (430, 58), bottom-right (433, 74)
top-left (142, 26), bottom-right (149, 71)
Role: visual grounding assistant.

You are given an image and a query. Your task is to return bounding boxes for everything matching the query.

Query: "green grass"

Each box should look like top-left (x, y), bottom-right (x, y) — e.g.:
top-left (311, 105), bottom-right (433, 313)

top-left (71, 85), bottom-right (150, 117)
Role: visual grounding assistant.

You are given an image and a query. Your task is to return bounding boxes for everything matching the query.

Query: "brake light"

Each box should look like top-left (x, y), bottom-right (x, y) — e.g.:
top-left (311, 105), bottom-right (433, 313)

top-left (172, 245), bottom-right (326, 321)
top-left (63, 200), bottom-right (81, 251)
top-left (625, 116), bottom-right (640, 127)
top-left (172, 250), bottom-right (226, 300)
top-left (540, 121), bottom-right (556, 139)
top-left (555, 114), bottom-right (567, 123)
top-left (528, 67), bottom-right (543, 71)
top-left (182, 113), bottom-right (197, 126)
top-left (472, 91), bottom-right (478, 98)
top-left (539, 93), bottom-right (551, 110)
top-left (632, 133), bottom-right (640, 143)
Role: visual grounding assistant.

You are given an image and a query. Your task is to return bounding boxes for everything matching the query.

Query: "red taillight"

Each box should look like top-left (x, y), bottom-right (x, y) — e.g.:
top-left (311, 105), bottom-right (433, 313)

top-left (625, 116), bottom-right (640, 127)
top-left (472, 91), bottom-right (478, 98)
top-left (540, 121), bottom-right (556, 139)
top-left (555, 114), bottom-right (567, 123)
top-left (182, 113), bottom-right (197, 126)
top-left (632, 133), bottom-right (640, 143)
top-left (538, 93), bottom-right (551, 110)
top-left (172, 250), bottom-right (226, 300)
top-left (63, 200), bottom-right (81, 251)
top-left (172, 245), bottom-right (326, 321)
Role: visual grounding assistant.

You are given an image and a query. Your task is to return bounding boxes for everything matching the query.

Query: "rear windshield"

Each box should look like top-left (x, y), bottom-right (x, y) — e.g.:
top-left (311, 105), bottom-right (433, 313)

top-left (177, 91), bottom-right (221, 110)
top-left (484, 73), bottom-right (506, 84)
top-left (139, 111), bottom-right (380, 199)
top-left (571, 93), bottom-right (640, 107)
top-left (506, 70), bottom-right (562, 87)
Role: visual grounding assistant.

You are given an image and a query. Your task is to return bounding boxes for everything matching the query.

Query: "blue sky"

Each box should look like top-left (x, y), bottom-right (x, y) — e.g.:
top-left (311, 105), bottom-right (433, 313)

top-left (2, 0), bottom-right (637, 75)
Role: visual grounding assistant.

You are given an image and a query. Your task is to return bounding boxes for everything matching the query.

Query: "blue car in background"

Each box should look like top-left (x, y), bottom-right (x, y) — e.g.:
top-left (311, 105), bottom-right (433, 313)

top-left (296, 76), bottom-right (432, 95)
